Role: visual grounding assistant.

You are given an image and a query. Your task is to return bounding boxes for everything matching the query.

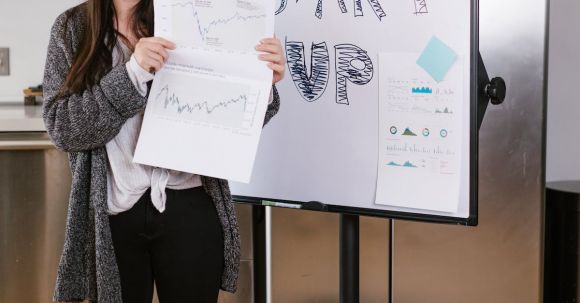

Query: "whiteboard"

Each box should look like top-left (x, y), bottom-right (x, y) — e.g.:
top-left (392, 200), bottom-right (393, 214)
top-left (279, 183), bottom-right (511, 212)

top-left (231, 0), bottom-right (478, 224)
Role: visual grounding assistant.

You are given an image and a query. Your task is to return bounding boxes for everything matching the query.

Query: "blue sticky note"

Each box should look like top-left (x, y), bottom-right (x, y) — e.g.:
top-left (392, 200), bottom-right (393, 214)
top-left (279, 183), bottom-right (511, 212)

top-left (416, 36), bottom-right (458, 82)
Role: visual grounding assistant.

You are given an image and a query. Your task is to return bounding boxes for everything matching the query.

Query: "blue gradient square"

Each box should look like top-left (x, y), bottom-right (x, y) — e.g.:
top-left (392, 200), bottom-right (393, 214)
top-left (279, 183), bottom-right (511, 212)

top-left (416, 36), bottom-right (458, 82)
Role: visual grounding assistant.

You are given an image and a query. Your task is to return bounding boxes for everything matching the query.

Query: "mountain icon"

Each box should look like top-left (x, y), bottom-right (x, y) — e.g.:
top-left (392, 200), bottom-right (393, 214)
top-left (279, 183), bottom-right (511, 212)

top-left (435, 107), bottom-right (453, 114)
top-left (402, 128), bottom-right (417, 136)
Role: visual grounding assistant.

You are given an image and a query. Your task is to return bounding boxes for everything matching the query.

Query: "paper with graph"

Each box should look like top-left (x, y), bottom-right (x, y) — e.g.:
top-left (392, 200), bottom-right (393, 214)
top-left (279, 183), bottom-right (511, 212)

top-left (155, 0), bottom-right (272, 52)
top-left (374, 53), bottom-right (463, 213)
top-left (134, 0), bottom-right (274, 182)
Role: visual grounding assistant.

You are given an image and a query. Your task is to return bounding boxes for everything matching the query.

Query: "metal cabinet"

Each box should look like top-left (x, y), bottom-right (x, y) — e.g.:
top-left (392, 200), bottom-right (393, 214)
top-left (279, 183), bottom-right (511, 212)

top-left (0, 132), bottom-right (255, 303)
top-left (0, 132), bottom-right (71, 302)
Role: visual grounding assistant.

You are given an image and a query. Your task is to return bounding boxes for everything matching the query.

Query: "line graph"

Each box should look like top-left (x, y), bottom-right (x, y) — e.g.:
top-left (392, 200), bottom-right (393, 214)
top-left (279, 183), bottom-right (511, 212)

top-left (156, 0), bottom-right (271, 51)
top-left (162, 2), bottom-right (266, 42)
top-left (150, 72), bottom-right (262, 129)
top-left (157, 85), bottom-right (249, 114)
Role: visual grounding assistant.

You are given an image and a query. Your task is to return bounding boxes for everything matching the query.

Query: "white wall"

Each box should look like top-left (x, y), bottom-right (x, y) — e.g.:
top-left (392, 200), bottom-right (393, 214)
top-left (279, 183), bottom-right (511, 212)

top-left (0, 0), bottom-right (82, 102)
top-left (547, 0), bottom-right (580, 181)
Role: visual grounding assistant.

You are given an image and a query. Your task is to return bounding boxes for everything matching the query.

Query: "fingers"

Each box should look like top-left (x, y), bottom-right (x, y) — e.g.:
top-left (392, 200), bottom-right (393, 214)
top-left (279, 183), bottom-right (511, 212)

top-left (268, 61), bottom-right (285, 85)
top-left (258, 53), bottom-right (284, 64)
top-left (147, 59), bottom-right (162, 72)
top-left (146, 51), bottom-right (164, 67)
top-left (148, 43), bottom-right (170, 61)
top-left (256, 38), bottom-right (285, 65)
top-left (134, 37), bottom-right (176, 73)
top-left (138, 38), bottom-right (171, 60)
top-left (256, 37), bottom-right (286, 84)
top-left (260, 37), bottom-right (280, 45)
top-left (268, 62), bottom-right (285, 73)
top-left (256, 36), bottom-right (283, 52)
top-left (146, 37), bottom-right (176, 49)
top-left (136, 54), bottom-right (163, 72)
top-left (146, 49), bottom-right (164, 62)
top-left (135, 50), bottom-right (164, 73)
top-left (255, 43), bottom-right (281, 54)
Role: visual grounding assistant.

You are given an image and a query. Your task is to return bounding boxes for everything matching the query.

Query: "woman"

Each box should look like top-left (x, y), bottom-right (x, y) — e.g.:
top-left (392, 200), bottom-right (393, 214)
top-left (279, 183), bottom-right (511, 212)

top-left (43, 0), bottom-right (284, 302)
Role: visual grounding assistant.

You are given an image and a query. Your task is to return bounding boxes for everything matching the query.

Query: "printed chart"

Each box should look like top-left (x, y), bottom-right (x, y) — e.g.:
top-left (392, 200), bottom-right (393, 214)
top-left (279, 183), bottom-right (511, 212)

top-left (151, 70), bottom-right (261, 130)
top-left (375, 52), bottom-right (464, 213)
top-left (134, 0), bottom-right (274, 182)
top-left (134, 56), bottom-right (272, 183)
top-left (155, 0), bottom-right (272, 51)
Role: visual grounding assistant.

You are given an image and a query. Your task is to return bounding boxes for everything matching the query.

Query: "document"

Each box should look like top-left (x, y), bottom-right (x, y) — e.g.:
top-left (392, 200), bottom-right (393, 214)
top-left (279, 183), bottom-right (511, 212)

top-left (134, 0), bottom-right (275, 183)
top-left (374, 53), bottom-right (463, 213)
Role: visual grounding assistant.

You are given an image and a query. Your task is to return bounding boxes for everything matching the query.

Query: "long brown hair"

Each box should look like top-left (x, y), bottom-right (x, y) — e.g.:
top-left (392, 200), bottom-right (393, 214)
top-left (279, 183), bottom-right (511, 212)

top-left (62, 0), bottom-right (153, 94)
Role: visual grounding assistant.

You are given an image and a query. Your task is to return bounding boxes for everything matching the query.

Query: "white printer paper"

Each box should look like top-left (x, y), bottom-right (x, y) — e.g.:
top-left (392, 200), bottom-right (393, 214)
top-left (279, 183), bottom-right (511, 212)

top-left (134, 0), bottom-right (274, 183)
top-left (375, 53), bottom-right (464, 213)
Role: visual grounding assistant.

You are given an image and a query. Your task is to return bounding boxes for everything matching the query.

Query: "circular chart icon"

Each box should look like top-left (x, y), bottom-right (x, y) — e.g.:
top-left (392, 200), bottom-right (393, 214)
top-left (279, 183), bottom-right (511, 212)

top-left (422, 128), bottom-right (430, 137)
top-left (390, 126), bottom-right (398, 135)
top-left (440, 129), bottom-right (448, 138)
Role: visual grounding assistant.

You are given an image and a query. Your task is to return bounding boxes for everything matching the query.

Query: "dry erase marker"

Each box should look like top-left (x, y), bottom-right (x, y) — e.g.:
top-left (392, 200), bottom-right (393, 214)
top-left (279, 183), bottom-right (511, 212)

top-left (261, 200), bottom-right (302, 209)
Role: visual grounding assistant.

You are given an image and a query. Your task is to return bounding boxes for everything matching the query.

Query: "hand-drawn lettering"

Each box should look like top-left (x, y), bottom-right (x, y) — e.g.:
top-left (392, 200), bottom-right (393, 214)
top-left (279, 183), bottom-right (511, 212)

top-left (414, 0), bottom-right (428, 15)
top-left (286, 39), bottom-right (331, 102)
top-left (316, 0), bottom-right (323, 19)
top-left (275, 0), bottom-right (288, 15)
top-left (340, 0), bottom-right (386, 20)
top-left (354, 0), bottom-right (364, 17)
top-left (335, 44), bottom-right (374, 105)
top-left (277, 0), bottom-right (386, 20)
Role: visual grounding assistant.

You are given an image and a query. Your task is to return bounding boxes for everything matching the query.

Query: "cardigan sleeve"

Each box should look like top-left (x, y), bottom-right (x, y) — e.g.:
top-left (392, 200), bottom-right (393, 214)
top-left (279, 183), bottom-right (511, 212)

top-left (42, 12), bottom-right (147, 152)
top-left (263, 85), bottom-right (280, 127)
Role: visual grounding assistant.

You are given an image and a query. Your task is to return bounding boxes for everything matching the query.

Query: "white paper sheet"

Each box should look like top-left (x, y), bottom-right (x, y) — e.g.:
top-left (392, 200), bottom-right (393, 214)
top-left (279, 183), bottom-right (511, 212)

top-left (133, 0), bottom-right (274, 183)
top-left (374, 53), bottom-right (463, 213)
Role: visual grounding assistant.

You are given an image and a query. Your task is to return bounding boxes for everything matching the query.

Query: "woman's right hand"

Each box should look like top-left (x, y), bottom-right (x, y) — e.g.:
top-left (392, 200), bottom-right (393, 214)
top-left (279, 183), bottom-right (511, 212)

top-left (133, 37), bottom-right (176, 73)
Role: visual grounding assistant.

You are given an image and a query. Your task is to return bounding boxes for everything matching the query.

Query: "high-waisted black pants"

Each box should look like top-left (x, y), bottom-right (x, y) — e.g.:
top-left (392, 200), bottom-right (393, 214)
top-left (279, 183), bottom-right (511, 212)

top-left (108, 187), bottom-right (224, 303)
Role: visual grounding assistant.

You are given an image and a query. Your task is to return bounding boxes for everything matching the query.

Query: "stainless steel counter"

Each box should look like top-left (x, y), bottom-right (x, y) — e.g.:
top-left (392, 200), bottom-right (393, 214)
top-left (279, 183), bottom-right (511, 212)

top-left (0, 104), bottom-right (70, 302)
top-left (0, 132), bottom-right (70, 302)
top-left (0, 107), bottom-right (254, 302)
top-left (0, 104), bottom-right (45, 132)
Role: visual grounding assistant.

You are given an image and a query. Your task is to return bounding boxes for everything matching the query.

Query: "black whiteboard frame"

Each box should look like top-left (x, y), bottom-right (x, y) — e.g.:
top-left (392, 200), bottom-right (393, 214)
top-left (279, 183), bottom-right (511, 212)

top-left (234, 0), bottom-right (480, 226)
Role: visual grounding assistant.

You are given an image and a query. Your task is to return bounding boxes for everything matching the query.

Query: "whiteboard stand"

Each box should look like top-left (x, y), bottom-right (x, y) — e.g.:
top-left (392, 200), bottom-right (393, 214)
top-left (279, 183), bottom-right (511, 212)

top-left (252, 204), bottom-right (267, 302)
top-left (340, 214), bottom-right (359, 303)
top-left (478, 52), bottom-right (507, 129)
top-left (389, 220), bottom-right (394, 303)
top-left (246, 54), bottom-right (507, 303)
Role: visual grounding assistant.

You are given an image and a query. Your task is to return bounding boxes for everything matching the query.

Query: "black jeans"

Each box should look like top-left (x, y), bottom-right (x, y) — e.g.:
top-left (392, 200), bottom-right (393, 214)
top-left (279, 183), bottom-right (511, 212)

top-left (108, 187), bottom-right (224, 303)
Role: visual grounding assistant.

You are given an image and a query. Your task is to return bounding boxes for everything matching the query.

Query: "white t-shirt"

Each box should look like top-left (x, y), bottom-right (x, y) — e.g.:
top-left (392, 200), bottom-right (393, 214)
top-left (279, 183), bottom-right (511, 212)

top-left (106, 42), bottom-right (201, 215)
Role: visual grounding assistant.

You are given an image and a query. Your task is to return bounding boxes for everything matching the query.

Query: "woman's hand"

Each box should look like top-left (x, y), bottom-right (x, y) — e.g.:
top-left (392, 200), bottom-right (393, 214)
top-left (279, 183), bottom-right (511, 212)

top-left (256, 38), bottom-right (286, 84)
top-left (134, 37), bottom-right (176, 73)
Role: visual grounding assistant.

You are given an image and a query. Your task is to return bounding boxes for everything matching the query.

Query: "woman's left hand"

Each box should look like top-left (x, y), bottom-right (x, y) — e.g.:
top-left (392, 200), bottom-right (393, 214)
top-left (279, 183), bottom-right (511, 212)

top-left (256, 38), bottom-right (286, 85)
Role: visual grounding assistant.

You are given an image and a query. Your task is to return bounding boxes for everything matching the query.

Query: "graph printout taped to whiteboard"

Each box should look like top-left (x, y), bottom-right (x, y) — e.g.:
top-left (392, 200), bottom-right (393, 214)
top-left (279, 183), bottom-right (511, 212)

top-left (229, 0), bottom-right (473, 220)
top-left (375, 53), bottom-right (463, 213)
top-left (134, 0), bottom-right (275, 182)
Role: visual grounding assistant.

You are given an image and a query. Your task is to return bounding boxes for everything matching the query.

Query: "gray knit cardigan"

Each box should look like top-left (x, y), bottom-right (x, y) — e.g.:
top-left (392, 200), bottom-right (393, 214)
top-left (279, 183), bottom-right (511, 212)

top-left (43, 5), bottom-right (280, 302)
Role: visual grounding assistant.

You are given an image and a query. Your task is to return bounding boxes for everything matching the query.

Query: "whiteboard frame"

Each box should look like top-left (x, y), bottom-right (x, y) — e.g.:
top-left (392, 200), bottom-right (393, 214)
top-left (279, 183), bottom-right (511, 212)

top-left (234, 0), bottom-right (480, 226)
